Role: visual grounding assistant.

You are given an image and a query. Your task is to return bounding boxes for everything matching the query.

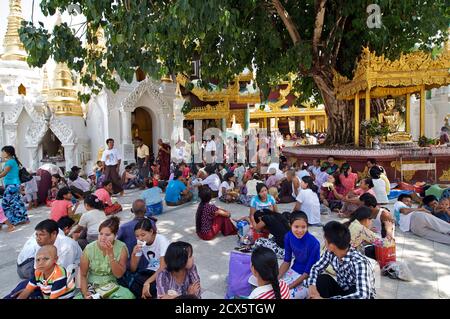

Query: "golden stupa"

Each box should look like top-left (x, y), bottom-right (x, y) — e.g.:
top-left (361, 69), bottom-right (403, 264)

top-left (1, 0), bottom-right (27, 61)
top-left (46, 13), bottom-right (83, 117)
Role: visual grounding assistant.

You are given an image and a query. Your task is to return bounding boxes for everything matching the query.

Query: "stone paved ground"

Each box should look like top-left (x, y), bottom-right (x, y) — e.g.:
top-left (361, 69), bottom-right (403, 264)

top-left (0, 188), bottom-right (449, 299)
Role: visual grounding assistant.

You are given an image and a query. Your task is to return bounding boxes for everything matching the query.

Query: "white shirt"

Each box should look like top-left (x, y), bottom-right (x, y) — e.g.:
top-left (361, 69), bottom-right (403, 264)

top-left (101, 148), bottom-right (122, 166)
top-left (205, 140), bottom-right (217, 152)
top-left (394, 201), bottom-right (413, 232)
top-left (142, 234), bottom-right (170, 272)
top-left (296, 188), bottom-right (321, 225)
top-left (39, 164), bottom-right (64, 176)
top-left (372, 178), bottom-right (389, 204)
top-left (68, 176), bottom-right (91, 192)
top-left (218, 181), bottom-right (234, 198)
top-left (24, 176), bottom-right (40, 194)
top-left (200, 174), bottom-right (221, 191)
top-left (78, 209), bottom-right (107, 237)
top-left (17, 229), bottom-right (82, 269)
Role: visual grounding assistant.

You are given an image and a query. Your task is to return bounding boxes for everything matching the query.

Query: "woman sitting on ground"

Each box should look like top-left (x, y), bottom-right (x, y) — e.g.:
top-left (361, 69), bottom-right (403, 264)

top-left (71, 194), bottom-right (107, 250)
top-left (248, 247), bottom-right (290, 299)
top-left (253, 209), bottom-right (290, 259)
top-left (339, 163), bottom-right (358, 195)
top-left (238, 173), bottom-right (262, 207)
top-left (94, 180), bottom-right (123, 216)
top-left (346, 206), bottom-right (394, 259)
top-left (47, 174), bottom-right (67, 207)
top-left (156, 241), bottom-right (201, 299)
top-left (218, 172), bottom-right (239, 203)
top-left (195, 187), bottom-right (237, 241)
top-left (50, 187), bottom-right (80, 222)
top-left (165, 171), bottom-right (193, 206)
top-left (320, 174), bottom-right (346, 213)
top-left (78, 217), bottom-right (135, 299)
top-left (293, 176), bottom-right (321, 226)
top-left (199, 165), bottom-right (221, 198)
top-left (369, 166), bottom-right (389, 205)
top-left (130, 218), bottom-right (170, 299)
top-left (122, 165), bottom-right (141, 190)
top-left (278, 211), bottom-right (320, 299)
top-left (339, 178), bottom-right (375, 218)
top-left (250, 183), bottom-right (278, 227)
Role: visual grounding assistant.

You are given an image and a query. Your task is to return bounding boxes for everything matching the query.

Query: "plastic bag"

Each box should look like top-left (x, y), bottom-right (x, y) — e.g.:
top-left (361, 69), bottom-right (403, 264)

top-left (225, 251), bottom-right (252, 299)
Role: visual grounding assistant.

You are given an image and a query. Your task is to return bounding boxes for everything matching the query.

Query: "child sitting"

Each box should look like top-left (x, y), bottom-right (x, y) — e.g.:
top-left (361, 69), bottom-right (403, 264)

top-left (122, 165), bottom-right (141, 190)
top-left (50, 187), bottom-right (80, 222)
top-left (17, 245), bottom-right (75, 299)
top-left (47, 174), bottom-right (66, 207)
top-left (248, 247), bottom-right (290, 299)
top-left (94, 180), bottom-right (122, 216)
top-left (140, 179), bottom-right (163, 216)
top-left (307, 221), bottom-right (376, 299)
top-left (23, 174), bottom-right (40, 210)
top-left (156, 241), bottom-right (201, 299)
top-left (432, 197), bottom-right (450, 223)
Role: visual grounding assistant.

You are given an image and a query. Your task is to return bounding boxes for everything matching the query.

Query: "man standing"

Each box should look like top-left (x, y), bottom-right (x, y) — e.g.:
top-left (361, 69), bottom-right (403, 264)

top-left (101, 138), bottom-right (124, 195)
top-left (205, 135), bottom-right (217, 163)
top-left (135, 137), bottom-right (150, 183)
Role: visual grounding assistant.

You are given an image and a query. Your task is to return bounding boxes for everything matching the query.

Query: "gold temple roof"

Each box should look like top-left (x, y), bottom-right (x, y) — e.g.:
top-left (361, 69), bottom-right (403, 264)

top-left (1, 0), bottom-right (27, 61)
top-left (334, 46), bottom-right (450, 100)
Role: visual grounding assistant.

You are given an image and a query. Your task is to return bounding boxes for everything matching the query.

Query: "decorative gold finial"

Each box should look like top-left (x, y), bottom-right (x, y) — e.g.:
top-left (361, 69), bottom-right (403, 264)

top-left (47, 63), bottom-right (83, 116)
top-left (1, 0), bottom-right (27, 61)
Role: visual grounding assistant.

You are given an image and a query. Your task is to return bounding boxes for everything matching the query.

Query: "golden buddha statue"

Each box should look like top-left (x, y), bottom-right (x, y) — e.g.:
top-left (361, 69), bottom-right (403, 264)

top-left (378, 97), bottom-right (412, 142)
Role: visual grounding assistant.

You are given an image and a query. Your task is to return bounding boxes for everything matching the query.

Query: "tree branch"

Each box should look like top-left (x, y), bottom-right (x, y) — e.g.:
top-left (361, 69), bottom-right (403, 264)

top-left (331, 17), bottom-right (347, 66)
top-left (271, 0), bottom-right (301, 45)
top-left (312, 0), bottom-right (327, 55)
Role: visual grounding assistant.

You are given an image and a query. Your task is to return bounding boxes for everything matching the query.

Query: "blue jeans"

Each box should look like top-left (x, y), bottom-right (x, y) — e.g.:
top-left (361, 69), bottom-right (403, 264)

top-left (146, 202), bottom-right (163, 216)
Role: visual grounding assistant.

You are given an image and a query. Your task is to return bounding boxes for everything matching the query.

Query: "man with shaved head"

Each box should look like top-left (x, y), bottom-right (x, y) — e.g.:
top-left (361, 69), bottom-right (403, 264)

top-left (117, 199), bottom-right (148, 258)
top-left (17, 245), bottom-right (75, 299)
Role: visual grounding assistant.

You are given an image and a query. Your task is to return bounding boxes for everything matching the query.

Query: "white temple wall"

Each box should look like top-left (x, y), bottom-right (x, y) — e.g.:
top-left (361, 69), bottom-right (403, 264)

top-left (86, 99), bottom-right (106, 165)
top-left (16, 109), bottom-right (32, 168)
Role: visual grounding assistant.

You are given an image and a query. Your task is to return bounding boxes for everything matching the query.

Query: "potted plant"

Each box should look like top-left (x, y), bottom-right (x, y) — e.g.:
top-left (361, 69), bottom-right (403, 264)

top-left (361, 118), bottom-right (390, 149)
top-left (418, 136), bottom-right (438, 147)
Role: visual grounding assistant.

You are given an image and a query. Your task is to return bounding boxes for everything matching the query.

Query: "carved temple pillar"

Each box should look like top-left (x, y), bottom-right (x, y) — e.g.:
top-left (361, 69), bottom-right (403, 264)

top-left (3, 123), bottom-right (18, 147)
top-left (420, 86), bottom-right (425, 137)
top-left (120, 109), bottom-right (135, 165)
top-left (354, 92), bottom-right (360, 146)
top-left (172, 97), bottom-right (185, 143)
top-left (406, 93), bottom-right (411, 134)
top-left (63, 144), bottom-right (75, 172)
top-left (26, 145), bottom-right (39, 172)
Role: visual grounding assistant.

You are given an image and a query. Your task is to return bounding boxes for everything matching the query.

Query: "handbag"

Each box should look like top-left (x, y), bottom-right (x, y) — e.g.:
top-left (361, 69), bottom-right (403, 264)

top-left (19, 166), bottom-right (33, 183)
top-left (375, 242), bottom-right (396, 268)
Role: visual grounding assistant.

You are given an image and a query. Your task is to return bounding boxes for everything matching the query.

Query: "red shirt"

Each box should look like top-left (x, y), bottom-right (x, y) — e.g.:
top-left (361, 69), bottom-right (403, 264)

top-left (50, 200), bottom-right (72, 221)
top-left (251, 280), bottom-right (290, 299)
top-left (339, 173), bottom-right (358, 194)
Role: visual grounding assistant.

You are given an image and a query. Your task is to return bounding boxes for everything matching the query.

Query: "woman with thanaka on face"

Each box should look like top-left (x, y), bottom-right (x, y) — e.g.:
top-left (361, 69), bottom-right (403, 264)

top-left (78, 217), bottom-right (135, 299)
top-left (156, 241), bottom-right (201, 299)
top-left (278, 211), bottom-right (320, 299)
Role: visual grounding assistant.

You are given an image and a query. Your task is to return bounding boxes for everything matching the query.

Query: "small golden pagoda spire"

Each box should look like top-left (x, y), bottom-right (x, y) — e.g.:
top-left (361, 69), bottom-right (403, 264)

top-left (1, 0), bottom-right (27, 61)
top-left (47, 63), bottom-right (83, 116)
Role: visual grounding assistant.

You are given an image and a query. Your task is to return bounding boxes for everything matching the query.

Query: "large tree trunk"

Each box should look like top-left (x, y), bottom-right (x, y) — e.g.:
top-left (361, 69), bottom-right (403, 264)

top-left (312, 67), bottom-right (355, 147)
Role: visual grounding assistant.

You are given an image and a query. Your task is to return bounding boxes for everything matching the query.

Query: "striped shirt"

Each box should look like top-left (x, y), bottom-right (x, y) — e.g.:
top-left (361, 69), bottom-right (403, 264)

top-left (25, 264), bottom-right (75, 299)
top-left (249, 280), bottom-right (290, 299)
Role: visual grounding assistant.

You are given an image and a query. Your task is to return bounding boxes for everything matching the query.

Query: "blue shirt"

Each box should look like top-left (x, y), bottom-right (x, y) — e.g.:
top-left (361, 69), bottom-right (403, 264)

top-left (4, 159), bottom-right (20, 185)
top-left (284, 231), bottom-right (320, 275)
top-left (165, 180), bottom-right (187, 203)
top-left (250, 194), bottom-right (276, 211)
top-left (141, 187), bottom-right (163, 206)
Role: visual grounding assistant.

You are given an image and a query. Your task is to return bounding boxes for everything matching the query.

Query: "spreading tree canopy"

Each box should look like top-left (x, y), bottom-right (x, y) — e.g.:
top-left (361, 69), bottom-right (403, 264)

top-left (19, 0), bottom-right (449, 145)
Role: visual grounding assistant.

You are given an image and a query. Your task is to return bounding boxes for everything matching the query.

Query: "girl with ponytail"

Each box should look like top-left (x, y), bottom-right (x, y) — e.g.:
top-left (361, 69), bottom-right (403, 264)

top-left (293, 176), bottom-right (321, 225)
top-left (0, 145), bottom-right (28, 227)
top-left (249, 247), bottom-right (290, 299)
